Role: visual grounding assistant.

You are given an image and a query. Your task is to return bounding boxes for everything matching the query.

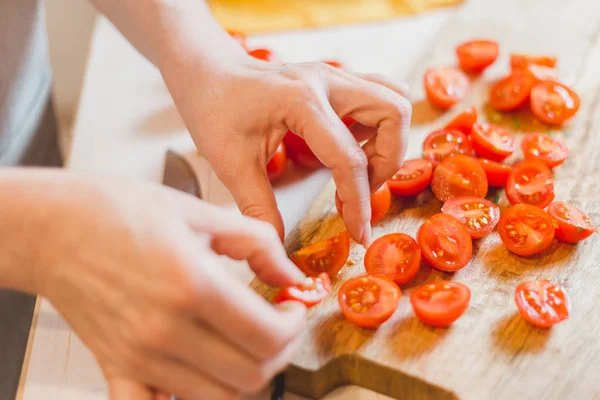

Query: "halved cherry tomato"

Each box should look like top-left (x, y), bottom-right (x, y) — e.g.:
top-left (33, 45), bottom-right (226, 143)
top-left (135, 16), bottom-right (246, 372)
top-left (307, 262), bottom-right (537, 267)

top-left (273, 273), bottom-right (331, 307)
top-left (417, 213), bottom-right (473, 272)
top-left (423, 67), bottom-right (470, 109)
top-left (456, 40), bottom-right (499, 73)
top-left (336, 182), bottom-right (392, 225)
top-left (290, 231), bottom-right (350, 278)
top-left (227, 30), bottom-right (248, 50)
top-left (510, 54), bottom-right (557, 70)
top-left (548, 202), bottom-right (597, 243)
top-left (410, 281), bottom-right (471, 327)
top-left (338, 275), bottom-right (401, 328)
top-left (422, 129), bottom-right (472, 166)
top-left (324, 60), bottom-right (344, 69)
top-left (266, 142), bottom-right (287, 181)
top-left (470, 123), bottom-right (516, 162)
top-left (283, 117), bottom-right (355, 169)
top-left (431, 155), bottom-right (488, 202)
top-left (489, 72), bottom-right (537, 111)
top-left (515, 280), bottom-right (569, 328)
top-left (445, 106), bottom-right (478, 135)
top-left (248, 48), bottom-right (279, 62)
top-left (530, 81), bottom-right (580, 126)
top-left (498, 204), bottom-right (555, 256)
top-left (520, 133), bottom-right (569, 168)
top-left (476, 158), bottom-right (512, 187)
top-left (506, 160), bottom-right (554, 208)
top-left (364, 233), bottom-right (421, 285)
top-left (441, 196), bottom-right (500, 239)
top-left (387, 159), bottom-right (433, 196)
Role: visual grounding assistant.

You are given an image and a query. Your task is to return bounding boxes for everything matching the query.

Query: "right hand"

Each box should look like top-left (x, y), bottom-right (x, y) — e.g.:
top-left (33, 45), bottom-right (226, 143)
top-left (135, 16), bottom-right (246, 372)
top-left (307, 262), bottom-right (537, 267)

top-left (35, 173), bottom-right (307, 400)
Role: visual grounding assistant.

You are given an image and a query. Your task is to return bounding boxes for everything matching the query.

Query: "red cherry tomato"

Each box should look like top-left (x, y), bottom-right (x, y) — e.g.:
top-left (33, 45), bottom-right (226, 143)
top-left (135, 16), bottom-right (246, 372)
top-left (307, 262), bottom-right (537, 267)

top-left (476, 158), bottom-right (513, 187)
top-left (456, 40), bottom-right (499, 73)
top-left (290, 231), bottom-right (350, 278)
top-left (283, 117), bottom-right (355, 169)
top-left (248, 48), bottom-right (279, 62)
top-left (547, 202), bottom-right (597, 243)
top-left (441, 196), bottom-right (500, 239)
top-left (338, 275), bottom-right (401, 328)
top-left (431, 155), bottom-right (488, 202)
top-left (489, 72), bottom-right (537, 111)
top-left (530, 81), bottom-right (580, 126)
top-left (498, 204), bottom-right (555, 256)
top-left (323, 60), bottom-right (344, 69)
top-left (445, 106), bottom-right (478, 135)
top-left (266, 142), bottom-right (287, 181)
top-left (506, 160), bottom-right (555, 209)
top-left (364, 233), bottom-right (421, 285)
top-left (423, 67), bottom-right (470, 110)
top-left (515, 280), bottom-right (569, 328)
top-left (336, 182), bottom-right (392, 225)
top-left (227, 30), bottom-right (248, 50)
top-left (410, 281), bottom-right (471, 327)
top-left (273, 273), bottom-right (331, 307)
top-left (422, 129), bottom-right (472, 166)
top-left (520, 133), bottom-right (570, 168)
top-left (417, 213), bottom-right (473, 272)
top-left (510, 54), bottom-right (557, 70)
top-left (387, 159), bottom-right (433, 196)
top-left (524, 64), bottom-right (560, 84)
top-left (470, 123), bottom-right (516, 162)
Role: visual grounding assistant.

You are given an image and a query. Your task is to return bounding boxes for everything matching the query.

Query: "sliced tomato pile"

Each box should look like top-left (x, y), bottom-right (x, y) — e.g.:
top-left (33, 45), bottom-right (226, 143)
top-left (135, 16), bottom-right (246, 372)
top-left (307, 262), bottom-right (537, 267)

top-left (338, 275), bottom-right (401, 328)
top-left (387, 159), bottom-right (433, 196)
top-left (506, 160), bottom-right (555, 209)
top-left (423, 67), bottom-right (470, 109)
top-left (445, 106), bottom-right (478, 134)
top-left (470, 123), bottom-right (516, 161)
top-left (514, 280), bottom-right (569, 328)
top-left (273, 273), bottom-right (331, 308)
top-left (410, 281), bottom-right (471, 327)
top-left (417, 213), bottom-right (473, 271)
top-left (290, 231), bottom-right (350, 278)
top-left (456, 40), bottom-right (499, 73)
top-left (431, 155), bottom-right (488, 202)
top-left (477, 158), bottom-right (512, 187)
top-left (548, 202), bottom-right (597, 243)
top-left (422, 129), bottom-right (472, 166)
top-left (442, 196), bottom-right (500, 239)
top-left (336, 182), bottom-right (392, 225)
top-left (364, 233), bottom-right (421, 285)
top-left (498, 204), bottom-right (555, 256)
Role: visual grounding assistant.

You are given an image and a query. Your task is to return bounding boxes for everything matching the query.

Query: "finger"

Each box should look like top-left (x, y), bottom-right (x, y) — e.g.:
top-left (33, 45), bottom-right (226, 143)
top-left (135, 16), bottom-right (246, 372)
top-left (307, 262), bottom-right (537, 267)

top-left (108, 377), bottom-right (154, 400)
top-left (349, 71), bottom-right (410, 99)
top-left (328, 73), bottom-right (412, 189)
top-left (287, 90), bottom-right (372, 245)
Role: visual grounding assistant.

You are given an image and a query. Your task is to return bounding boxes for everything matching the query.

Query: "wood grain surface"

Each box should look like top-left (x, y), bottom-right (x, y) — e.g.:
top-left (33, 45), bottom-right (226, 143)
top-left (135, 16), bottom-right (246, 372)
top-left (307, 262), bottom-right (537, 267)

top-left (251, 0), bottom-right (600, 398)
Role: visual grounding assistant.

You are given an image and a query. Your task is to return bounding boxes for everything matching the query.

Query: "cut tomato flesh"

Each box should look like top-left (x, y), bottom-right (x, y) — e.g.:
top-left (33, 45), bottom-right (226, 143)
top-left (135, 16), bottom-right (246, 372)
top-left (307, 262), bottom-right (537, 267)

top-left (498, 204), bottom-right (555, 256)
top-left (290, 231), bottom-right (350, 278)
top-left (515, 280), bottom-right (569, 328)
top-left (548, 202), bottom-right (597, 243)
top-left (273, 273), bottom-right (331, 307)
top-left (506, 161), bottom-right (555, 209)
top-left (364, 233), bottom-right (421, 285)
top-left (410, 281), bottom-right (471, 327)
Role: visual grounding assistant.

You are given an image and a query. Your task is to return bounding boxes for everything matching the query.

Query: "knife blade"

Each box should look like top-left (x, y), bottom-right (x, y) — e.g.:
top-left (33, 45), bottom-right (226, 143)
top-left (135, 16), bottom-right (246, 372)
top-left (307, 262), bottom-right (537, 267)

top-left (162, 150), bottom-right (202, 199)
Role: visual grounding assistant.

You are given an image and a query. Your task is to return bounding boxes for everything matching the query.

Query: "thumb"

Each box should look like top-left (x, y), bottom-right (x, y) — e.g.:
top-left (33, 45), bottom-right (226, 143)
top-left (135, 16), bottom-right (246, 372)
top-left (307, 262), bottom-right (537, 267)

top-left (108, 377), bottom-right (154, 400)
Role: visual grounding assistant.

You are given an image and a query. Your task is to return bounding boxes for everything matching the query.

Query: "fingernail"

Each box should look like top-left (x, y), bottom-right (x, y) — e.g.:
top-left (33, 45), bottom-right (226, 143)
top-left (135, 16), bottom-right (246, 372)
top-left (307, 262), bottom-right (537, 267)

top-left (361, 224), bottom-right (372, 248)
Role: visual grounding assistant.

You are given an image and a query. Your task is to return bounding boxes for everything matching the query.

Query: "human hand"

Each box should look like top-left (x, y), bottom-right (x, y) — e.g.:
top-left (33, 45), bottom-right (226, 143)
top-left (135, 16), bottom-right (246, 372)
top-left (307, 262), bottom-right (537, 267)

top-left (34, 172), bottom-right (307, 399)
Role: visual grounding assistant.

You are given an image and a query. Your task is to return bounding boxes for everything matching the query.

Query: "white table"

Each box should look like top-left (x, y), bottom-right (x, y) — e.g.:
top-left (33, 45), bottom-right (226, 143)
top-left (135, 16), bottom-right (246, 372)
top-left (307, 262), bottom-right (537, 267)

top-left (18, 8), bottom-right (454, 399)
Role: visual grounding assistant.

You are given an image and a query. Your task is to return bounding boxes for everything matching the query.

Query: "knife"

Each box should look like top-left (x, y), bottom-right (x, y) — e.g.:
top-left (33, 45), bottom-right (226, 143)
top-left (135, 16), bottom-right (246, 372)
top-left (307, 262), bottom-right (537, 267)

top-left (161, 150), bottom-right (284, 400)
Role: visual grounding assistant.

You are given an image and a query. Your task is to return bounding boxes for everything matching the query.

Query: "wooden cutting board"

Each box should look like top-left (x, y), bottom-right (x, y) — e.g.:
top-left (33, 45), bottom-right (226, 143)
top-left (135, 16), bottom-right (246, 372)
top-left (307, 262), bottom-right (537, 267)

top-left (251, 0), bottom-right (600, 398)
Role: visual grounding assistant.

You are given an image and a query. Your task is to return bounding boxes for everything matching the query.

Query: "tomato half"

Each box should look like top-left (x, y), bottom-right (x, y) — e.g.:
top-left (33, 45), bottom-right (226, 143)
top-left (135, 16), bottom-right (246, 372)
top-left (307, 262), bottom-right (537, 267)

top-left (510, 54), bottom-right (557, 70)
top-left (445, 106), bottom-right (478, 135)
top-left (266, 142), bottom-right (287, 181)
top-left (530, 81), bottom-right (580, 126)
top-left (431, 155), bottom-right (488, 202)
top-left (417, 213), bottom-right (473, 272)
top-left (422, 129), bottom-right (472, 166)
top-left (387, 159), bottom-right (433, 196)
top-left (273, 273), bottom-right (331, 307)
top-left (336, 182), bottom-right (392, 225)
top-left (290, 231), bottom-right (350, 278)
top-left (324, 60), bottom-right (344, 69)
top-left (441, 196), bottom-right (500, 239)
top-left (477, 158), bottom-right (512, 187)
top-left (548, 202), bottom-right (597, 243)
top-left (456, 40), bottom-right (499, 73)
top-left (515, 280), bottom-right (569, 328)
top-left (227, 30), bottom-right (248, 50)
top-left (364, 233), bottom-right (421, 285)
top-left (506, 160), bottom-right (555, 208)
top-left (498, 204), bottom-right (555, 256)
top-left (283, 117), bottom-right (355, 169)
top-left (248, 48), bottom-right (279, 62)
top-left (489, 72), bottom-right (537, 111)
top-left (470, 123), bottom-right (516, 162)
top-left (520, 133), bottom-right (569, 168)
top-left (410, 281), bottom-right (471, 327)
top-left (338, 275), bottom-right (401, 328)
top-left (423, 67), bottom-right (470, 109)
